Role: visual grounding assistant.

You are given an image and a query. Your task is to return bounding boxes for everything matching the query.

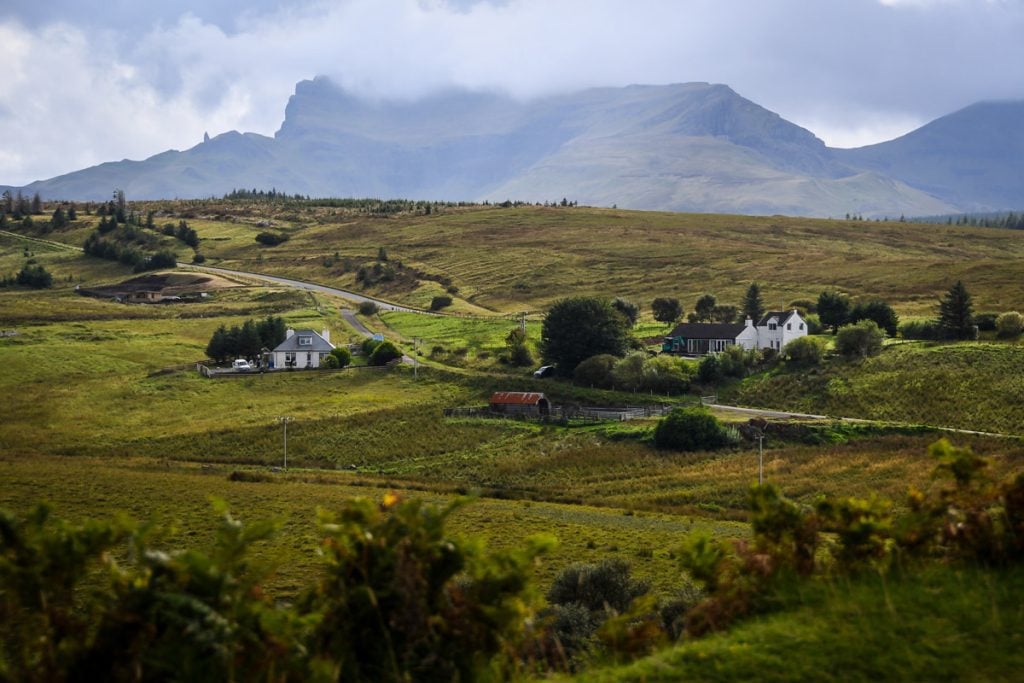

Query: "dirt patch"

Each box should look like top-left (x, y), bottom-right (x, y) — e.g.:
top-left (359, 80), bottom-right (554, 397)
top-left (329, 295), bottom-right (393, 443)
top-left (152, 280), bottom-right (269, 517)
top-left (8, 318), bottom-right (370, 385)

top-left (79, 272), bottom-right (240, 299)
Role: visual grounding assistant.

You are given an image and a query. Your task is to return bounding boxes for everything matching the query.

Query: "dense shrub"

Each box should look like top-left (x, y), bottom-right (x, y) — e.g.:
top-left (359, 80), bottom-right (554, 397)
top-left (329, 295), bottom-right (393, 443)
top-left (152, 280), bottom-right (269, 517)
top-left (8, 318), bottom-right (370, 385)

top-left (975, 312), bottom-right (999, 332)
top-left (0, 496), bottom-right (548, 681)
top-left (191, 253), bottom-right (206, 264)
top-left (15, 264), bottom-right (53, 288)
top-left (611, 298), bottom-right (640, 327)
top-left (611, 352), bottom-right (647, 391)
top-left (504, 327), bottom-right (533, 366)
top-left (803, 313), bottom-right (824, 335)
top-left (835, 319), bottom-right (884, 358)
top-left (361, 338), bottom-right (381, 356)
top-left (255, 231), bottom-right (289, 246)
top-left (573, 354), bottom-right (618, 389)
top-left (654, 407), bottom-right (730, 451)
top-left (697, 354), bottom-right (722, 384)
top-left (540, 297), bottom-right (631, 375)
top-left (996, 311), bottom-right (1023, 338)
top-left (782, 336), bottom-right (827, 364)
top-left (899, 318), bottom-right (941, 340)
top-left (357, 300), bottom-right (379, 316)
top-left (430, 295), bottom-right (453, 311)
top-left (640, 354), bottom-right (694, 394)
top-left (849, 300), bottom-right (899, 336)
top-left (324, 347), bottom-right (352, 369)
top-left (205, 316), bottom-right (287, 362)
top-left (369, 340), bottom-right (402, 365)
top-left (547, 559), bottom-right (649, 615)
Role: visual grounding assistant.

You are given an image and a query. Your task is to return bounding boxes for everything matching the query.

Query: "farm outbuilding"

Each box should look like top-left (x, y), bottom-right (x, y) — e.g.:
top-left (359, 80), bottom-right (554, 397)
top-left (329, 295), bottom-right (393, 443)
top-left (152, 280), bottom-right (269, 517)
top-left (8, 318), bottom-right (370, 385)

top-left (489, 392), bottom-right (551, 417)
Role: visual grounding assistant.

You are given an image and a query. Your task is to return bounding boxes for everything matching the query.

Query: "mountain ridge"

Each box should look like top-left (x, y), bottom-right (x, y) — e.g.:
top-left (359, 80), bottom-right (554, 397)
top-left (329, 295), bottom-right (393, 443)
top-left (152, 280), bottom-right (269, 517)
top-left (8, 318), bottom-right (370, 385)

top-left (3, 78), bottom-right (1019, 217)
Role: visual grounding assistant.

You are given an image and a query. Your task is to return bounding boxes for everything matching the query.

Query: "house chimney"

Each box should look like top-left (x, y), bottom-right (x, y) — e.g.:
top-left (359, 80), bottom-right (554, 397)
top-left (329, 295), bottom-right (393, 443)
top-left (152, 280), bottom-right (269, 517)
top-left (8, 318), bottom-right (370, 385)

top-left (286, 328), bottom-right (294, 339)
top-left (745, 317), bottom-right (753, 328)
top-left (321, 328), bottom-right (330, 343)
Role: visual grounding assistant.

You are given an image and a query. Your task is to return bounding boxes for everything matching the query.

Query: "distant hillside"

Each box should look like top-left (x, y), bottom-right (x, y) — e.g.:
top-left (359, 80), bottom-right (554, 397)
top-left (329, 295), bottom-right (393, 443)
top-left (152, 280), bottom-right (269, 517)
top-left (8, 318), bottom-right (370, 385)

top-left (835, 101), bottom-right (1024, 213)
top-left (9, 79), bottom-right (1022, 217)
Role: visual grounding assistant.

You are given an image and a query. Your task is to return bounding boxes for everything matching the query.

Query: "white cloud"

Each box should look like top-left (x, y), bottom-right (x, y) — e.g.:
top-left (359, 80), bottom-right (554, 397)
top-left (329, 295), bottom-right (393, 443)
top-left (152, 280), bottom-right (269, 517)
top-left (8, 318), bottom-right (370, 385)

top-left (1, 0), bottom-right (1023, 185)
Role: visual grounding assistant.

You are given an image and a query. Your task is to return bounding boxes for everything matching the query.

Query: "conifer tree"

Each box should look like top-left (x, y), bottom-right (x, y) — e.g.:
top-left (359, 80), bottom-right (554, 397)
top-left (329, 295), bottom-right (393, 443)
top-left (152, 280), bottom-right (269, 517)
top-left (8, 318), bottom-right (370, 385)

top-left (743, 282), bottom-right (765, 322)
top-left (938, 280), bottom-right (975, 340)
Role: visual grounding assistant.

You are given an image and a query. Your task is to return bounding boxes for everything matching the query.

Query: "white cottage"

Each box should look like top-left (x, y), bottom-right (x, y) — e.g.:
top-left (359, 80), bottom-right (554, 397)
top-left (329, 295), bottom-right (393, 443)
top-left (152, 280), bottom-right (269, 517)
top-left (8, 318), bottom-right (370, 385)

top-left (663, 310), bottom-right (807, 355)
top-left (270, 328), bottom-right (335, 369)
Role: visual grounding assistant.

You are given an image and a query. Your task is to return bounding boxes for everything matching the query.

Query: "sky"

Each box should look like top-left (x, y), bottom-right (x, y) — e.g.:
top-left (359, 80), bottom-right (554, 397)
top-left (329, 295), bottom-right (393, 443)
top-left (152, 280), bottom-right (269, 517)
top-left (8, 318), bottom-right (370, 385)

top-left (1, 0), bottom-right (1022, 186)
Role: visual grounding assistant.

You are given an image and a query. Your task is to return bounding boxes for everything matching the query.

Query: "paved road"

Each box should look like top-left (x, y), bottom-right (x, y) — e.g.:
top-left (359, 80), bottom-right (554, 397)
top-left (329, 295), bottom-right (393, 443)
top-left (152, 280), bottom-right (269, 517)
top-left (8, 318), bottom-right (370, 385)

top-left (187, 264), bottom-right (428, 314)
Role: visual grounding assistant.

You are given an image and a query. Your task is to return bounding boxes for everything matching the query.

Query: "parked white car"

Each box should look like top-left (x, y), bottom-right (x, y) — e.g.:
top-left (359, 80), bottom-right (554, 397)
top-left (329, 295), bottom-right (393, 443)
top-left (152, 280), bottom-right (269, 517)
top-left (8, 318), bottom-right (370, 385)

top-left (232, 359), bottom-right (253, 372)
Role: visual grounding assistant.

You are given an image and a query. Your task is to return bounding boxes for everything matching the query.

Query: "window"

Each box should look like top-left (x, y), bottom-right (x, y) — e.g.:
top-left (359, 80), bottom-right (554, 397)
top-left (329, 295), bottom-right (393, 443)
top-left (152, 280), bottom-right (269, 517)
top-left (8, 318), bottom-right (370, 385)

top-left (799, 323), bottom-right (804, 330)
top-left (298, 336), bottom-right (312, 346)
top-left (285, 352), bottom-right (295, 367)
top-left (787, 323), bottom-right (792, 330)
top-left (769, 323), bottom-right (777, 331)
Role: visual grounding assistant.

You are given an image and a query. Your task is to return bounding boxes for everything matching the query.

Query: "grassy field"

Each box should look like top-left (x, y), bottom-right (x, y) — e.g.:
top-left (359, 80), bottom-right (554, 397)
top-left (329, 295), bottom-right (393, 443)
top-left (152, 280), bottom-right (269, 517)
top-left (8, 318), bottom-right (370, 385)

top-left (723, 341), bottom-right (1024, 435)
top-left (15, 202), bottom-right (1024, 317)
top-left (578, 564), bottom-right (1024, 682)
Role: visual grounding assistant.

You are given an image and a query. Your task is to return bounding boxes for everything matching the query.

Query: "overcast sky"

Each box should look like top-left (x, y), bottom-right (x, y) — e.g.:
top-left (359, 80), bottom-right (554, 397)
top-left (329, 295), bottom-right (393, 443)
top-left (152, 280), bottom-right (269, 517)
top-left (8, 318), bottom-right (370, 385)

top-left (1, 0), bottom-right (1022, 185)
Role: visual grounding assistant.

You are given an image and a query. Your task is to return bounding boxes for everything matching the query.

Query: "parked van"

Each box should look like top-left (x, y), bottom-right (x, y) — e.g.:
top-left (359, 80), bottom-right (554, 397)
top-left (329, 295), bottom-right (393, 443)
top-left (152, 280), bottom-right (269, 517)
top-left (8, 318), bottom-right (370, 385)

top-left (232, 359), bottom-right (253, 372)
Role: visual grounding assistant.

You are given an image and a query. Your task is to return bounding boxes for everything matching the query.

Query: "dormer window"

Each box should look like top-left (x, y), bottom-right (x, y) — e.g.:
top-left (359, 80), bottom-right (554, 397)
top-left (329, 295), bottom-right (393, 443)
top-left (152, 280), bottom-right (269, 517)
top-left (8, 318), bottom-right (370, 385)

top-left (298, 336), bottom-right (312, 346)
top-left (787, 323), bottom-right (792, 330)
top-left (768, 323), bottom-right (777, 331)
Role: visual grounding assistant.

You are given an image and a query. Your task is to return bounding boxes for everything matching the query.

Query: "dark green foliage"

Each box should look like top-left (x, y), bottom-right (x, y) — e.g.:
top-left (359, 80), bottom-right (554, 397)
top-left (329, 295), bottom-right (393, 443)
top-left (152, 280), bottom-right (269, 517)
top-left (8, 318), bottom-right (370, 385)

top-left (30, 192), bottom-right (42, 215)
top-left (0, 497), bottom-right (547, 682)
top-left (192, 253), bottom-right (206, 264)
top-left (898, 319), bottom-right (942, 340)
top-left (540, 297), bottom-right (631, 375)
top-left (369, 340), bottom-right (402, 366)
top-left (996, 311), bottom-right (1023, 338)
top-left (15, 264), bottom-right (53, 288)
top-left (654, 407), bottom-right (729, 451)
top-left (835, 320), bottom-right (885, 358)
top-left (693, 294), bottom-right (717, 323)
top-left (547, 559), bottom-right (649, 616)
top-left (377, 246), bottom-right (388, 261)
top-left (781, 336), bottom-right (825, 364)
top-left (137, 249), bottom-right (177, 272)
top-left (697, 354), bottom-right (722, 384)
top-left (817, 290), bottom-right (851, 334)
top-left (49, 207), bottom-right (68, 230)
top-left (255, 231), bottom-right (290, 246)
top-left (504, 327), bottom-right (534, 366)
top-left (743, 283), bottom-right (765, 322)
top-left (849, 300), bottom-right (899, 336)
top-left (331, 347), bottom-right (353, 368)
top-left (651, 297), bottom-right (683, 324)
top-left (174, 220), bottom-right (199, 247)
top-left (573, 354), bottom-right (617, 389)
top-left (612, 298), bottom-right (640, 327)
top-left (361, 338), bottom-right (381, 356)
top-left (711, 305), bottom-right (738, 324)
top-left (205, 317), bottom-right (287, 362)
top-left (938, 280), bottom-right (975, 340)
top-left (357, 301), bottom-right (379, 316)
top-left (430, 295), bottom-right (453, 311)
top-left (974, 312), bottom-right (999, 332)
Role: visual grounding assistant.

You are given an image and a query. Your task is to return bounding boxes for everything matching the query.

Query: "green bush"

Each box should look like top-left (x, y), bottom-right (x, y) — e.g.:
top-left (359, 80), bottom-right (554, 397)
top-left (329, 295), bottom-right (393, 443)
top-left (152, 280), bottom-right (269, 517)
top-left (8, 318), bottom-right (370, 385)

top-left (357, 300), bottom-right (379, 316)
top-left (15, 264), bottom-right (52, 288)
top-left (430, 295), bottom-right (453, 311)
top-left (574, 354), bottom-right (618, 388)
top-left (255, 231), bottom-right (289, 246)
top-left (697, 354), bottom-right (722, 384)
top-left (975, 312), bottom-right (999, 332)
top-left (835, 319), bottom-right (884, 358)
top-left (540, 297), bottom-right (631, 375)
top-left (361, 338), bottom-right (381, 356)
top-left (996, 311), bottom-right (1023, 338)
top-left (330, 346), bottom-right (353, 368)
top-left (653, 407), bottom-right (730, 451)
top-left (899, 318), bottom-right (941, 340)
top-left (782, 336), bottom-right (826, 364)
top-left (547, 558), bottom-right (649, 615)
top-left (369, 340), bottom-right (402, 365)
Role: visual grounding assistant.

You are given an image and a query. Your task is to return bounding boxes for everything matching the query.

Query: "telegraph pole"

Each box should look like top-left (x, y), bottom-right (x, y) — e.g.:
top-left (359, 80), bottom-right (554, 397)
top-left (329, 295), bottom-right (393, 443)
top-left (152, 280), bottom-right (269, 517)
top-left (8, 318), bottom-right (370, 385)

top-left (278, 416), bottom-right (292, 469)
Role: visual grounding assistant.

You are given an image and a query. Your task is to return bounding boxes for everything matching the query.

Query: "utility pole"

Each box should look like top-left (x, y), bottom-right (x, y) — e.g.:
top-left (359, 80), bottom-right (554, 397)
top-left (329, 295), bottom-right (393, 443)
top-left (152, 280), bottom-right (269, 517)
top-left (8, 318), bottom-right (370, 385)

top-left (756, 431), bottom-right (765, 485)
top-left (413, 338), bottom-right (419, 379)
top-left (278, 416), bottom-right (292, 469)
top-left (520, 312), bottom-right (527, 334)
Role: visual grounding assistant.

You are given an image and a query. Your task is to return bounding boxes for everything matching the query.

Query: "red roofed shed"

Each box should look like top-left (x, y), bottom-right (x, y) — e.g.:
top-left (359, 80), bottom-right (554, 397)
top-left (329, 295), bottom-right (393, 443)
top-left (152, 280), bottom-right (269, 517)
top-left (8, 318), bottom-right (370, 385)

top-left (489, 391), bottom-right (551, 417)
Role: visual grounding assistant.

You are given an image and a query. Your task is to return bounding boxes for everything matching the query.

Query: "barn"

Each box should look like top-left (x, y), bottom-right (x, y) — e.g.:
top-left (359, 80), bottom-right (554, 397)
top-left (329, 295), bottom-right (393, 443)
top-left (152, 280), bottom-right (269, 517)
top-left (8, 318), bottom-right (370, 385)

top-left (489, 392), bottom-right (551, 417)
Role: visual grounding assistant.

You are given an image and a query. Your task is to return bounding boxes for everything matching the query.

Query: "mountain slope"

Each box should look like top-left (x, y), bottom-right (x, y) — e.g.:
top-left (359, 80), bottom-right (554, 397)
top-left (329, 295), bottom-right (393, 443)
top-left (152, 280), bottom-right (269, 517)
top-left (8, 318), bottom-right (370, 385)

top-left (836, 101), bottom-right (1024, 212)
top-left (8, 78), bottom-right (1012, 217)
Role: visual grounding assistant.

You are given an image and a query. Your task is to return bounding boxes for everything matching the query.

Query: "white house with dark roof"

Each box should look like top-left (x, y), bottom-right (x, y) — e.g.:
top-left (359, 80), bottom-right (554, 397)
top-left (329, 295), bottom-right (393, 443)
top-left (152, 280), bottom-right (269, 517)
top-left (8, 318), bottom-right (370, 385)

top-left (663, 309), bottom-right (807, 355)
top-left (271, 328), bottom-right (335, 369)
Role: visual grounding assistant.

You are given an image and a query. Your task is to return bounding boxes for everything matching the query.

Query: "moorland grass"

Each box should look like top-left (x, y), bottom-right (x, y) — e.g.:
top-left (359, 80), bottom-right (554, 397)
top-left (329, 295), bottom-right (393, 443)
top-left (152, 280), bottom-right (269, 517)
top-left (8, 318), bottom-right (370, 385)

top-left (574, 564), bottom-right (1024, 682)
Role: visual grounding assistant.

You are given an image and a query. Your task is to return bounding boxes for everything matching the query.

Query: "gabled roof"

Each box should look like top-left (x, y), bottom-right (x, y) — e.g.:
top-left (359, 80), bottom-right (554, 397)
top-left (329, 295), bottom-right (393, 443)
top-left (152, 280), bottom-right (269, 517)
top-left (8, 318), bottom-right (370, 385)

top-left (272, 329), bottom-right (335, 353)
top-left (489, 392), bottom-right (548, 405)
top-left (757, 310), bottom-right (799, 327)
top-left (667, 322), bottom-right (747, 340)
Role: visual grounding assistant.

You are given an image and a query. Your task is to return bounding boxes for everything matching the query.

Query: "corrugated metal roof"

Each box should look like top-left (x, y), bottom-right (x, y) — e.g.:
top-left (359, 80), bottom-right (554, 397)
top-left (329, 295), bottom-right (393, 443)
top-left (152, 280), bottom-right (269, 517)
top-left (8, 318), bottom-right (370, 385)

top-left (489, 392), bottom-right (548, 405)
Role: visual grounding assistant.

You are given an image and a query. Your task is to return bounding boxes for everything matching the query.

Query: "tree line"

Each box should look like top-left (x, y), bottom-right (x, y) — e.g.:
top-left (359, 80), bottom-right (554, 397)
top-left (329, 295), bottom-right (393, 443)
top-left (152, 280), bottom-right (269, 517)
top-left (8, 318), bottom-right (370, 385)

top-left (205, 317), bottom-right (288, 363)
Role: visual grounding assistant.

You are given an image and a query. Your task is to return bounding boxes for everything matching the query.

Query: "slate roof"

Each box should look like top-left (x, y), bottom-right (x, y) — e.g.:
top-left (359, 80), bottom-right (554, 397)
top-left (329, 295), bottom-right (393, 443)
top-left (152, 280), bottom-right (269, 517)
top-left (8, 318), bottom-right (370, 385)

top-left (272, 330), bottom-right (334, 353)
top-left (666, 322), bottom-right (747, 340)
top-left (757, 310), bottom-right (798, 327)
top-left (489, 392), bottom-right (548, 405)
